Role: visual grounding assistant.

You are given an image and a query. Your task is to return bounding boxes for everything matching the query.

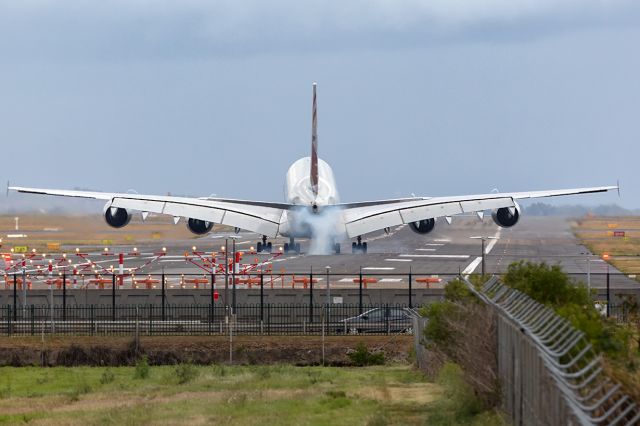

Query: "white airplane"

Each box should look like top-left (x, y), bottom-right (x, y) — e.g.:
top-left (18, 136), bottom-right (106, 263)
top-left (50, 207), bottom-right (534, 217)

top-left (10, 83), bottom-right (618, 254)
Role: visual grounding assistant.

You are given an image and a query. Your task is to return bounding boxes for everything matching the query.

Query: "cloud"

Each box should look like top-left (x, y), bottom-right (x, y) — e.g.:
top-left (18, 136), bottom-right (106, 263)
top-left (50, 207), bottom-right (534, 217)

top-left (1, 0), bottom-right (639, 61)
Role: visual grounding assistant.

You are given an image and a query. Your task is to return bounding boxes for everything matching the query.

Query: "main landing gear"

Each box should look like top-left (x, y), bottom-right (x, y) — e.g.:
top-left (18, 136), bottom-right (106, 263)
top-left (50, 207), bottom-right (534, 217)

top-left (284, 237), bottom-right (301, 254)
top-left (256, 235), bottom-right (272, 253)
top-left (352, 236), bottom-right (367, 254)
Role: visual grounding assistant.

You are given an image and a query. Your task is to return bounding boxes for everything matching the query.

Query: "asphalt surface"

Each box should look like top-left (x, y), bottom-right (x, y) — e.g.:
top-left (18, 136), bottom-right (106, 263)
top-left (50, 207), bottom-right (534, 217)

top-left (3, 216), bottom-right (638, 290)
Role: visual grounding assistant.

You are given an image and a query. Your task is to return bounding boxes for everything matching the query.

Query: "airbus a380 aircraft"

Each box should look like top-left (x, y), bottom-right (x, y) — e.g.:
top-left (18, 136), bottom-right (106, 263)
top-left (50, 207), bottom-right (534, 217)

top-left (10, 83), bottom-right (618, 255)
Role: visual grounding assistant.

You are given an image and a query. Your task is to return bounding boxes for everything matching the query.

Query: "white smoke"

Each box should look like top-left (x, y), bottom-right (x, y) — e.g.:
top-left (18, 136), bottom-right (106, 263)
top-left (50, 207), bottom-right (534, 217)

top-left (293, 206), bottom-right (345, 255)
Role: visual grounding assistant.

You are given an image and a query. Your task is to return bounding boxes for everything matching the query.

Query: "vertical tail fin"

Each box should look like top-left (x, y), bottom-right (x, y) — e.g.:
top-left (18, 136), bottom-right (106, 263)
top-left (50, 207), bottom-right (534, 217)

top-left (311, 82), bottom-right (319, 197)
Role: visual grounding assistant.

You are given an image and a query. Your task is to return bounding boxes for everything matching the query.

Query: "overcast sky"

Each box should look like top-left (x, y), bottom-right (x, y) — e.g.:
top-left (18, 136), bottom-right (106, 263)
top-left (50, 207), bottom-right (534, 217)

top-left (1, 1), bottom-right (638, 210)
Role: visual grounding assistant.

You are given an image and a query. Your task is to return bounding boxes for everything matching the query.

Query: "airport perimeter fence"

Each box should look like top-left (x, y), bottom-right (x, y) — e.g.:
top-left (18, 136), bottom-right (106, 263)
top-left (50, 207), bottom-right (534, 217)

top-left (464, 276), bottom-right (640, 426)
top-left (1, 270), bottom-right (636, 302)
top-left (0, 303), bottom-right (417, 337)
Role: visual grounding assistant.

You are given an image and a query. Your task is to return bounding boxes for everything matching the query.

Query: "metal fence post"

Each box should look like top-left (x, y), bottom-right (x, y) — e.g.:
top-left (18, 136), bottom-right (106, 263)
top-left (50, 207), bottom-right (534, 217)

top-left (162, 270), bottom-right (166, 321)
top-left (309, 268), bottom-right (313, 324)
top-left (30, 304), bottom-right (34, 335)
top-left (606, 266), bottom-right (611, 318)
top-left (112, 274), bottom-right (116, 321)
top-left (260, 273), bottom-right (264, 322)
top-left (408, 266), bottom-right (413, 309)
top-left (13, 274), bottom-right (17, 321)
top-left (62, 273), bottom-right (67, 321)
top-left (359, 267), bottom-right (363, 314)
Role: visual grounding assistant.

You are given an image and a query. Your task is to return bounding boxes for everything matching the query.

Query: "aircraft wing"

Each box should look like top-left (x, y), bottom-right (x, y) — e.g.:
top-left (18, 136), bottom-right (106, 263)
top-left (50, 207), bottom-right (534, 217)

top-left (9, 186), bottom-right (288, 237)
top-left (341, 185), bottom-right (618, 238)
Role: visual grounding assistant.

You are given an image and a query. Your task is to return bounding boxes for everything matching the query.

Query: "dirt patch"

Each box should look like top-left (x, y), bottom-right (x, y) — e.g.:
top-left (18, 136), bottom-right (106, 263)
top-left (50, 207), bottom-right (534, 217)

top-left (353, 383), bottom-right (441, 405)
top-left (0, 388), bottom-right (313, 416)
top-left (0, 335), bottom-right (412, 367)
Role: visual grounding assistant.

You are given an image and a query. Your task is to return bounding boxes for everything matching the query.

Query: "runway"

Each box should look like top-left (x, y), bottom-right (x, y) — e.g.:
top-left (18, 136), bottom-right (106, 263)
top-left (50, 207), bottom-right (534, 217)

top-left (78, 215), bottom-right (638, 291)
top-left (2, 213), bottom-right (636, 292)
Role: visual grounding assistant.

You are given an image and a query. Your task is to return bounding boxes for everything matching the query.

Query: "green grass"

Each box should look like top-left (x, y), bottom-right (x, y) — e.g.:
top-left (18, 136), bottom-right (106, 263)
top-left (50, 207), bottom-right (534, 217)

top-left (0, 363), bottom-right (504, 425)
top-left (0, 364), bottom-right (435, 425)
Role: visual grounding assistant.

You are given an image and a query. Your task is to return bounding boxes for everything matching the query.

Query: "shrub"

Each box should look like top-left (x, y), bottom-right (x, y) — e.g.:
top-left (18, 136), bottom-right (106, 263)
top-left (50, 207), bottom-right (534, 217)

top-left (175, 363), bottom-right (198, 384)
top-left (348, 343), bottom-right (385, 366)
top-left (134, 356), bottom-right (150, 380)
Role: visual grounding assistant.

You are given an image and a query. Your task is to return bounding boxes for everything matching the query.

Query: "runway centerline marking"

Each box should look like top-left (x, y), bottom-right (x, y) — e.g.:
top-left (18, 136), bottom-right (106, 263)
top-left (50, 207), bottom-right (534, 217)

top-left (424, 243), bottom-right (445, 246)
top-left (380, 278), bottom-right (403, 282)
top-left (415, 248), bottom-right (436, 252)
top-left (398, 254), bottom-right (470, 259)
top-left (385, 258), bottom-right (412, 262)
top-left (362, 267), bottom-right (395, 271)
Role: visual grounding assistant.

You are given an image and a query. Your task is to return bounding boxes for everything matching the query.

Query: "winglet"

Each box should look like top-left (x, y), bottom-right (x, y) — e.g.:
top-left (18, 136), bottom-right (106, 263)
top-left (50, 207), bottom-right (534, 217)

top-left (617, 179), bottom-right (621, 197)
top-left (5, 181), bottom-right (9, 197)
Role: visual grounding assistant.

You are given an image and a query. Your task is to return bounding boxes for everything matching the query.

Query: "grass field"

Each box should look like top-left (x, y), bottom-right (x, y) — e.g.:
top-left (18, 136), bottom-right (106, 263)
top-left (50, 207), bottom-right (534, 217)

top-left (0, 363), bottom-right (503, 425)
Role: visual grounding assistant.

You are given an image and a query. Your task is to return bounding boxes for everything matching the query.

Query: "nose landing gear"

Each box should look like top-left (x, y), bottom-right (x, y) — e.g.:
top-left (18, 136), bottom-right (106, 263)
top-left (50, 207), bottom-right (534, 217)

top-left (351, 236), bottom-right (367, 254)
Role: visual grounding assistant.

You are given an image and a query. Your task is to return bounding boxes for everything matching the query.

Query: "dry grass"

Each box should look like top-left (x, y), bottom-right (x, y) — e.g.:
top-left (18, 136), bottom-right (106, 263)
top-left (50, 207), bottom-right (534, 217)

top-left (0, 214), bottom-right (233, 253)
top-left (573, 216), bottom-right (640, 275)
top-left (0, 364), bottom-right (443, 425)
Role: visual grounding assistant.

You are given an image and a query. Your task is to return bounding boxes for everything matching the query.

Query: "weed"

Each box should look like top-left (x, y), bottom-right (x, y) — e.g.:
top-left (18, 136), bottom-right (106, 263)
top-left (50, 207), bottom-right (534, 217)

top-left (134, 356), bottom-right (150, 380)
top-left (211, 364), bottom-right (226, 377)
top-left (175, 363), bottom-right (198, 384)
top-left (35, 372), bottom-right (50, 385)
top-left (67, 378), bottom-right (92, 402)
top-left (322, 389), bottom-right (351, 409)
top-left (0, 383), bottom-right (11, 399)
top-left (366, 411), bottom-right (390, 426)
top-left (100, 369), bottom-right (115, 385)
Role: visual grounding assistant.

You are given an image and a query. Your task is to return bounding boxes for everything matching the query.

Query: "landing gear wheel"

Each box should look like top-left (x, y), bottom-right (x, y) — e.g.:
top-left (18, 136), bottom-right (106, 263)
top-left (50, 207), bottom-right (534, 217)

top-left (352, 242), bottom-right (357, 254)
top-left (267, 242), bottom-right (273, 253)
top-left (334, 243), bottom-right (341, 254)
top-left (257, 242), bottom-right (263, 253)
top-left (284, 243), bottom-right (290, 254)
top-left (295, 243), bottom-right (301, 254)
top-left (362, 242), bottom-right (367, 254)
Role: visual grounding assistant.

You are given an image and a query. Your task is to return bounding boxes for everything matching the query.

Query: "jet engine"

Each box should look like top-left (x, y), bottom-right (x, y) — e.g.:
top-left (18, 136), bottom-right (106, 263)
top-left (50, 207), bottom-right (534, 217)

top-left (187, 218), bottom-right (214, 235)
top-left (408, 218), bottom-right (435, 234)
top-left (491, 207), bottom-right (520, 228)
top-left (104, 206), bottom-right (132, 228)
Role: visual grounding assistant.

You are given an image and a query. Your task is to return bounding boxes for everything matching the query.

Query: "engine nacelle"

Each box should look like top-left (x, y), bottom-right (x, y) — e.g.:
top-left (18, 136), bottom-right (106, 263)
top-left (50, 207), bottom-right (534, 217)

top-left (492, 207), bottom-right (520, 228)
top-left (104, 207), bottom-right (132, 228)
top-left (409, 218), bottom-right (435, 234)
top-left (187, 218), bottom-right (214, 235)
